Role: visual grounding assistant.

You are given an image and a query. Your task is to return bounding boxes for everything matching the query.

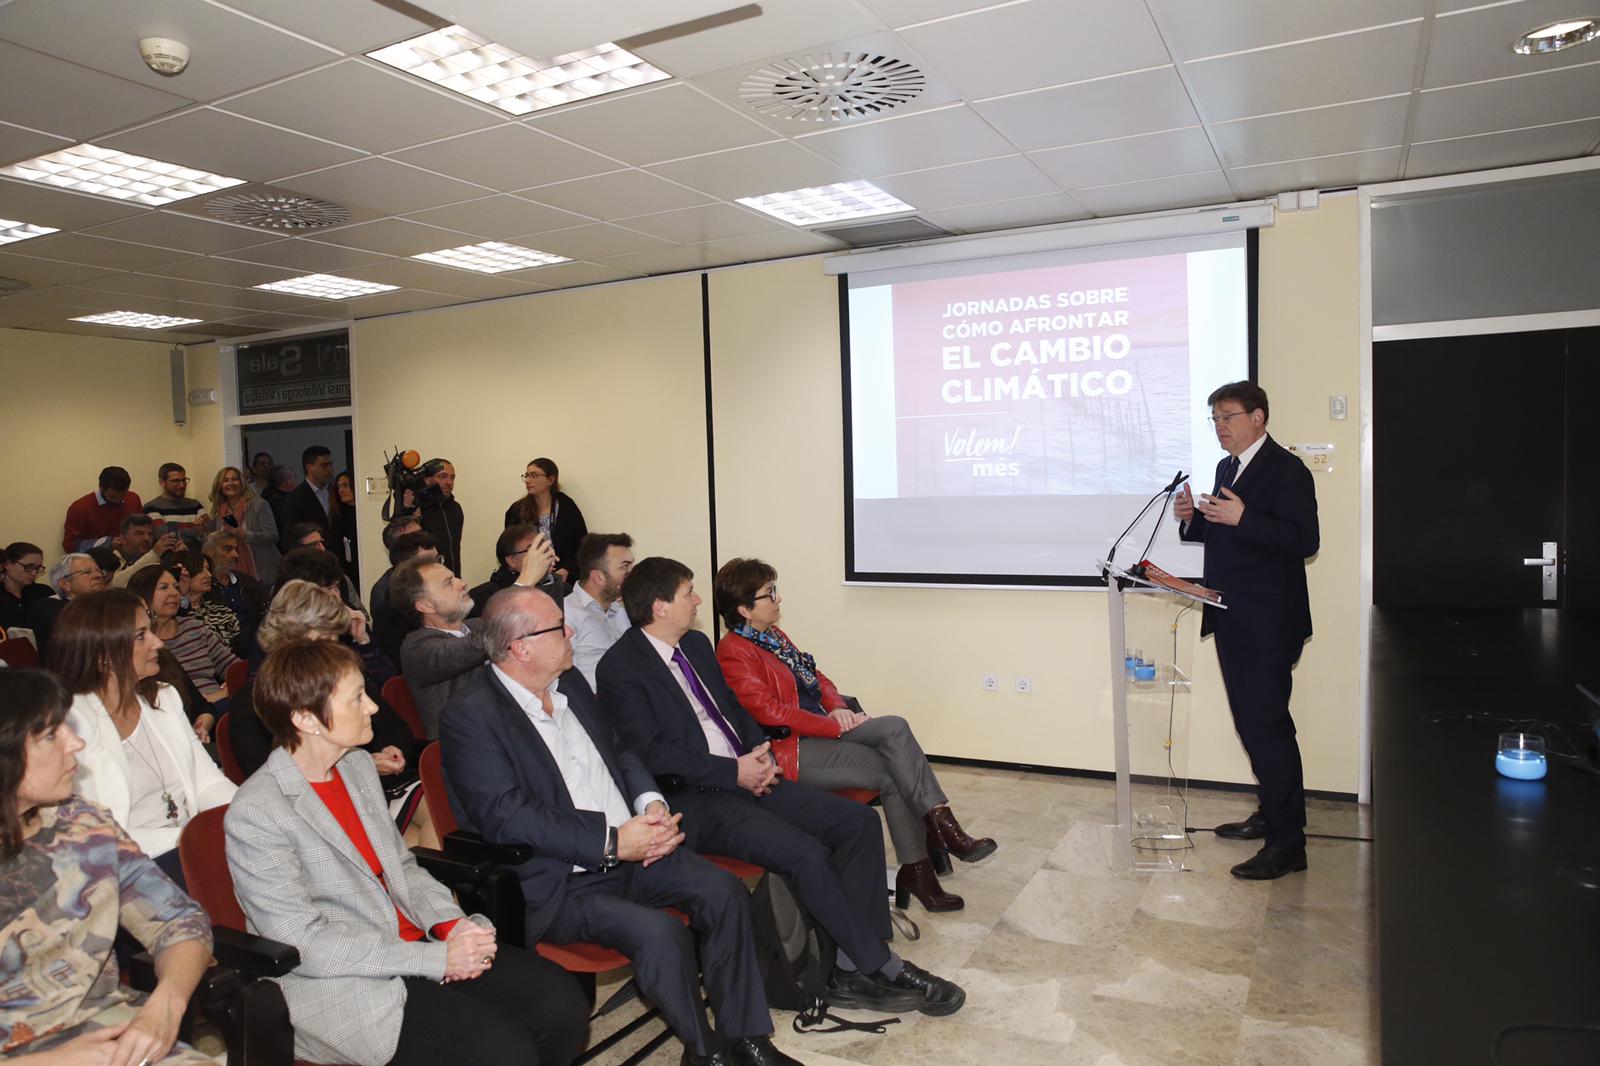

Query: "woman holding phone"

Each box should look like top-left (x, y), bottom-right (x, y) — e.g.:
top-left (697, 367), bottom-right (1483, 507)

top-left (210, 465), bottom-right (280, 585)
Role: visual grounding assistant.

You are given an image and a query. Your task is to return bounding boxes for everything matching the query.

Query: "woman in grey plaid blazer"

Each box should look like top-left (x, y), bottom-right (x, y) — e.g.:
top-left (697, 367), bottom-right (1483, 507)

top-left (225, 640), bottom-right (588, 1066)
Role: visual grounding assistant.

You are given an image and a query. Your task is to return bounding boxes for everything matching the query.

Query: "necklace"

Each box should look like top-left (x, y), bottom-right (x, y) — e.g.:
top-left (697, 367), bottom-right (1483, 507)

top-left (122, 718), bottom-right (185, 825)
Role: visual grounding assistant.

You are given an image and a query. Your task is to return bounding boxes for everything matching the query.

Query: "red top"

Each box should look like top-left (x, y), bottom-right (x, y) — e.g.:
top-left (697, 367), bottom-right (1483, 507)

top-left (310, 769), bottom-right (456, 942)
top-left (62, 490), bottom-right (143, 554)
top-left (715, 629), bottom-right (847, 781)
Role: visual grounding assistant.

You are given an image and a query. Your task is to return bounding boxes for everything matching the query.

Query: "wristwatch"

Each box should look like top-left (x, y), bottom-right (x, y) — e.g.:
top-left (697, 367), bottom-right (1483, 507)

top-left (600, 826), bottom-right (619, 870)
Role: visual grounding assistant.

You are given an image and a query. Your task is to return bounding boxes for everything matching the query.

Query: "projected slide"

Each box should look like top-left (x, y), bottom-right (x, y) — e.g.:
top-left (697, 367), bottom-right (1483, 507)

top-left (847, 235), bottom-right (1251, 584)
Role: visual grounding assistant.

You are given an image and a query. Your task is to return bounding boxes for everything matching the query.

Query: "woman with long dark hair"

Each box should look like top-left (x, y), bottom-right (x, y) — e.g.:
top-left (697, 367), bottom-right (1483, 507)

top-left (504, 458), bottom-right (587, 586)
top-left (0, 668), bottom-right (216, 1064)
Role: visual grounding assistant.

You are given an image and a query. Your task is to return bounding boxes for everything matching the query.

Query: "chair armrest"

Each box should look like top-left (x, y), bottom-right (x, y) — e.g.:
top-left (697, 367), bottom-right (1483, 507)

top-left (843, 695), bottom-right (866, 715)
top-left (762, 724), bottom-right (792, 740)
top-left (442, 830), bottom-right (533, 865)
top-left (654, 773), bottom-right (686, 793)
top-left (212, 926), bottom-right (301, 979)
top-left (413, 846), bottom-right (493, 887)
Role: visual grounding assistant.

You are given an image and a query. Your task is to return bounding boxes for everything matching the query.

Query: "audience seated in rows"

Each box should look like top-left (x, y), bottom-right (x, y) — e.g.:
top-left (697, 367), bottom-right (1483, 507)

top-left (597, 557), bottom-right (966, 1015)
top-left (110, 514), bottom-right (180, 588)
top-left (714, 557), bottom-right (996, 914)
top-left (28, 552), bottom-right (105, 653)
top-left (280, 536), bottom-right (366, 617)
top-left (564, 532), bottom-right (635, 689)
top-left (468, 522), bottom-right (559, 618)
top-left (143, 463), bottom-right (210, 549)
top-left (126, 566), bottom-right (239, 745)
top-left (441, 586), bottom-right (802, 1066)
top-left (394, 558), bottom-right (483, 740)
top-left (0, 669), bottom-right (217, 1065)
top-left (372, 522), bottom-right (430, 666)
top-left (209, 464), bottom-right (280, 584)
top-left (61, 465), bottom-right (142, 553)
top-left (202, 530), bottom-right (269, 652)
top-left (505, 457), bottom-right (587, 587)
top-left (2, 542), bottom-right (52, 633)
top-left (225, 640), bottom-right (588, 1066)
top-left (51, 589), bottom-right (236, 884)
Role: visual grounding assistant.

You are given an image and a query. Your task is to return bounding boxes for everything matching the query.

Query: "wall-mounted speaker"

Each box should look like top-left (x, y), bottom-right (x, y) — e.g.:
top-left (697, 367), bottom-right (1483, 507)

top-left (170, 347), bottom-right (187, 425)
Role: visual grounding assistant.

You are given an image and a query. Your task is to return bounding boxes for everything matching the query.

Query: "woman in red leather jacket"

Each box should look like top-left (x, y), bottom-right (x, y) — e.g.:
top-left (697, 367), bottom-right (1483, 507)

top-left (713, 558), bottom-right (996, 914)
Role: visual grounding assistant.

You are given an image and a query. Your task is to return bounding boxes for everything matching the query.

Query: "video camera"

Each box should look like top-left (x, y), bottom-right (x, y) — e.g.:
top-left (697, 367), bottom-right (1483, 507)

top-left (381, 447), bottom-right (446, 517)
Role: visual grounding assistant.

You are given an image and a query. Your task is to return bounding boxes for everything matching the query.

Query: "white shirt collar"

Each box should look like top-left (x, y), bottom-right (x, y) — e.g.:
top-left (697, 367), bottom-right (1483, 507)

top-left (643, 629), bottom-right (679, 664)
top-left (1234, 432), bottom-right (1270, 477)
top-left (490, 663), bottom-right (561, 715)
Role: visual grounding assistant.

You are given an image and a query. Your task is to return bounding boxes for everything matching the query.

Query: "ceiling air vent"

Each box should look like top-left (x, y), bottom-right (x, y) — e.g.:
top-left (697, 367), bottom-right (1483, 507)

top-left (815, 216), bottom-right (951, 248)
top-left (741, 52), bottom-right (925, 122)
top-left (0, 276), bottom-right (29, 295)
top-left (205, 192), bottom-right (351, 231)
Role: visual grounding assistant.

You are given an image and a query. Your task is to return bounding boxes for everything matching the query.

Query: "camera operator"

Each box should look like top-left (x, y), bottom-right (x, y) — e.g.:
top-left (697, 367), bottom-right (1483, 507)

top-left (397, 458), bottom-right (464, 577)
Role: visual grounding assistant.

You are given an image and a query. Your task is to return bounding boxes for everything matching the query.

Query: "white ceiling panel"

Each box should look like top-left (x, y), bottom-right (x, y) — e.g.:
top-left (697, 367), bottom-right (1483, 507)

top-left (0, 0), bottom-right (335, 101)
top-left (0, 120), bottom-right (71, 168)
top-left (974, 67), bottom-right (1198, 151)
top-left (695, 228), bottom-right (843, 258)
top-left (615, 202), bottom-right (788, 242)
top-left (922, 192), bottom-right (1091, 233)
top-left (0, 251), bottom-right (119, 286)
top-left (528, 83), bottom-right (775, 166)
top-left (1211, 96), bottom-right (1410, 168)
top-left (797, 105), bottom-right (1014, 176)
top-left (497, 261), bottom-right (639, 288)
top-left (600, 245), bottom-right (721, 275)
top-left (406, 195), bottom-right (592, 238)
top-left (1228, 147), bottom-right (1402, 197)
top-left (629, 0), bottom-right (885, 77)
top-left (77, 271), bottom-right (308, 310)
top-left (0, 300), bottom-right (107, 327)
top-left (330, 259), bottom-right (545, 299)
top-left (221, 60), bottom-right (501, 154)
top-left (282, 157), bottom-right (489, 215)
top-left (148, 257), bottom-right (295, 286)
top-left (1149, 0), bottom-right (1428, 61)
top-left (226, 0), bottom-right (435, 55)
top-left (1405, 119), bottom-right (1600, 179)
top-left (1067, 170), bottom-right (1235, 214)
top-left (223, 310), bottom-right (342, 329)
top-left (898, 0), bottom-right (1169, 101)
top-left (391, 125), bottom-right (621, 192)
top-left (7, 232), bottom-right (191, 270)
top-left (1414, 62), bottom-right (1600, 141)
top-left (860, 0), bottom-right (1006, 28)
top-left (272, 288), bottom-right (468, 319)
top-left (100, 108), bottom-right (363, 185)
top-left (1183, 21), bottom-right (1424, 122)
top-left (82, 210), bottom-right (265, 254)
top-left (310, 218), bottom-right (478, 256)
top-left (0, 41), bottom-right (189, 141)
top-left (417, 0), bottom-right (737, 65)
top-left (873, 154), bottom-right (1059, 211)
top-left (0, 178), bottom-right (150, 230)
top-left (221, 237), bottom-right (394, 271)
top-left (6, 285), bottom-right (129, 310)
top-left (645, 141), bottom-right (859, 201)
top-left (521, 169), bottom-right (715, 218)
top-left (1029, 127), bottom-right (1218, 192)
top-left (1424, 0), bottom-right (1600, 88)
top-left (530, 224), bottom-right (676, 260)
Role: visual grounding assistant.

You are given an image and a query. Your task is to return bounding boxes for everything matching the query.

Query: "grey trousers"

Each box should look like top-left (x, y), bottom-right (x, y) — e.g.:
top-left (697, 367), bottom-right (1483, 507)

top-left (798, 715), bottom-right (948, 865)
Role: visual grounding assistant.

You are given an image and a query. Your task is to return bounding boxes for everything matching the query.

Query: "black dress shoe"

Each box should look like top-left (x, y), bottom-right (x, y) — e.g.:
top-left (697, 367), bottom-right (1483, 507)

top-left (1212, 811), bottom-right (1269, 840)
top-left (726, 1035), bottom-right (802, 1066)
top-left (883, 960), bottom-right (966, 1016)
top-left (681, 1048), bottom-right (731, 1066)
top-left (825, 967), bottom-right (926, 1013)
top-left (1230, 845), bottom-right (1308, 880)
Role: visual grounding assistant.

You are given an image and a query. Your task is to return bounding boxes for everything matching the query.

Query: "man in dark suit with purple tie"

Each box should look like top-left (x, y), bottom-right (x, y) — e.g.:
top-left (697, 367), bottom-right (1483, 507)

top-left (1175, 381), bottom-right (1319, 880)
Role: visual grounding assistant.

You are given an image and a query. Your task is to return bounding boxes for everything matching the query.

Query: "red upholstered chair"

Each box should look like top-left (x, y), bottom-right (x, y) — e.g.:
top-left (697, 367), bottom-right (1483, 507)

top-left (0, 635), bottom-right (38, 667)
top-left (215, 712), bottom-right (247, 785)
top-left (831, 788), bottom-right (880, 805)
top-left (224, 659), bottom-right (249, 698)
top-left (380, 675), bottom-right (428, 742)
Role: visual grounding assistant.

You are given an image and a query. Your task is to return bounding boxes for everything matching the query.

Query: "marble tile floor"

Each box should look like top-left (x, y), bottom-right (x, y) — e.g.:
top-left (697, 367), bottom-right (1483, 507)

top-left (581, 765), bottom-right (1377, 1066)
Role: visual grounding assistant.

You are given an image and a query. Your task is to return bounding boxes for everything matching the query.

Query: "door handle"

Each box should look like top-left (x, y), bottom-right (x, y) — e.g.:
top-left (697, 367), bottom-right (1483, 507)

top-left (1527, 541), bottom-right (1558, 602)
top-left (1523, 557), bottom-right (1555, 566)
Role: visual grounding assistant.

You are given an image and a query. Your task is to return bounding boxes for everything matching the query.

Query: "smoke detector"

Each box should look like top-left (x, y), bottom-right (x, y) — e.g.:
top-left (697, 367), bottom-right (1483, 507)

top-left (205, 192), bottom-right (351, 231)
top-left (139, 37), bottom-right (190, 76)
top-left (741, 52), bottom-right (925, 122)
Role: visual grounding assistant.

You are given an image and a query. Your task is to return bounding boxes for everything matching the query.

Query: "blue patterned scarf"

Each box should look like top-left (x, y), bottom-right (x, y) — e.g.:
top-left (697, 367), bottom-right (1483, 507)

top-left (733, 623), bottom-right (825, 711)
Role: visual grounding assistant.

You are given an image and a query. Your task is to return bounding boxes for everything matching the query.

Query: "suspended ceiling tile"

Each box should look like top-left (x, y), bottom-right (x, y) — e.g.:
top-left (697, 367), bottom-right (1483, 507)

top-left (406, 195), bottom-right (592, 239)
top-left (521, 169), bottom-right (715, 219)
top-left (974, 67), bottom-right (1199, 151)
top-left (5, 285), bottom-right (128, 310)
top-left (0, 41), bottom-right (188, 142)
top-left (1405, 119), bottom-right (1600, 179)
top-left (630, 0), bottom-right (885, 77)
top-left (1211, 96), bottom-right (1410, 169)
top-left (529, 83), bottom-right (775, 167)
top-left (898, 0), bottom-right (1169, 101)
top-left (1149, 0), bottom-right (1427, 60)
top-left (224, 0), bottom-right (435, 55)
top-left (282, 157), bottom-right (489, 216)
top-left (1423, 0), bottom-right (1600, 88)
top-left (391, 124), bottom-right (621, 192)
top-left (148, 256), bottom-right (295, 286)
top-left (496, 261), bottom-right (639, 287)
top-left (646, 141), bottom-right (859, 201)
top-left (78, 271), bottom-right (308, 311)
top-left (100, 109), bottom-right (363, 186)
top-left (1183, 21), bottom-right (1424, 122)
top-left (6, 232), bottom-right (191, 270)
top-left (1029, 127), bottom-right (1219, 192)
top-left (1067, 170), bottom-right (1236, 215)
top-left (271, 288), bottom-right (468, 320)
top-left (530, 223), bottom-right (676, 260)
top-left (0, 177), bottom-right (150, 230)
top-left (0, 251), bottom-right (121, 286)
top-left (221, 60), bottom-right (502, 155)
top-left (599, 245), bottom-right (719, 275)
top-left (0, 0), bottom-right (336, 102)
top-left (797, 105), bottom-right (1015, 177)
top-left (0, 301), bottom-right (110, 327)
top-left (873, 155), bottom-right (1059, 212)
top-left (420, 0), bottom-right (736, 66)
top-left (82, 210), bottom-right (268, 254)
top-left (616, 202), bottom-right (787, 242)
top-left (330, 259), bottom-right (546, 299)
top-left (922, 192), bottom-right (1092, 234)
top-left (1413, 62), bottom-right (1600, 141)
top-left (1227, 147), bottom-right (1403, 197)
top-left (221, 237), bottom-right (394, 272)
top-left (859, 0), bottom-right (1006, 26)
top-left (222, 311), bottom-right (342, 330)
top-left (694, 228), bottom-right (844, 258)
top-left (0, 120), bottom-right (71, 169)
top-left (311, 218), bottom-right (480, 257)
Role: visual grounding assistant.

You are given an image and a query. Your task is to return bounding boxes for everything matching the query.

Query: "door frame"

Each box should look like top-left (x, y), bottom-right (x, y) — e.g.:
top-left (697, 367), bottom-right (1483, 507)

top-left (1356, 155), bottom-right (1600, 803)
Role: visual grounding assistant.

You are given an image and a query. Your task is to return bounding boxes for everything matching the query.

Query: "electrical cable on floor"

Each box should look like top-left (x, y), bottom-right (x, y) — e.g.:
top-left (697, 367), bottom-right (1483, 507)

top-left (1186, 826), bottom-right (1374, 843)
top-left (1421, 711), bottom-right (1586, 761)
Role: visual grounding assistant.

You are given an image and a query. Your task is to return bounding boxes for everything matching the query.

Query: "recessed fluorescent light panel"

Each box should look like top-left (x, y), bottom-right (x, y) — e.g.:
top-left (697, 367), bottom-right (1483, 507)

top-left (0, 145), bottom-right (244, 205)
top-left (1512, 17), bottom-right (1599, 54)
top-left (412, 241), bottom-right (570, 273)
top-left (71, 311), bottom-right (204, 329)
top-left (0, 218), bottom-right (59, 245)
top-left (367, 25), bottom-right (670, 115)
top-left (737, 180), bottom-right (916, 227)
top-left (253, 274), bottom-right (400, 299)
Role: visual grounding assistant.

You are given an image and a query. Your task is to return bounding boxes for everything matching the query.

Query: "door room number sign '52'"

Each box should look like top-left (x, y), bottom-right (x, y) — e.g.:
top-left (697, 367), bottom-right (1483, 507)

top-left (1287, 442), bottom-right (1334, 474)
top-left (234, 330), bottom-right (350, 415)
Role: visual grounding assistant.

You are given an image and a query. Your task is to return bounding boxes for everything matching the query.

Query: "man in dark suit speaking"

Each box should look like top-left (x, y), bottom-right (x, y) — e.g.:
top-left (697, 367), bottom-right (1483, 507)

top-left (1174, 381), bottom-right (1319, 881)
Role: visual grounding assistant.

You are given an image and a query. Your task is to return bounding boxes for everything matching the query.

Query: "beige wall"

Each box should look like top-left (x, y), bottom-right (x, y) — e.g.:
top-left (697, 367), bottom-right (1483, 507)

top-left (0, 328), bottom-right (224, 565)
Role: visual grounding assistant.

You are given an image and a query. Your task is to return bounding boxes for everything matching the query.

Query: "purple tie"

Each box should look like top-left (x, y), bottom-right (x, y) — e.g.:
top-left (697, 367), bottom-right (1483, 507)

top-left (672, 646), bottom-right (745, 756)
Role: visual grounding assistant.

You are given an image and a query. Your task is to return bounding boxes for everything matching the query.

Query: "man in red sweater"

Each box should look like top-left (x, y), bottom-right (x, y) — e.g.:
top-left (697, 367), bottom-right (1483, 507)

top-left (62, 466), bottom-right (142, 552)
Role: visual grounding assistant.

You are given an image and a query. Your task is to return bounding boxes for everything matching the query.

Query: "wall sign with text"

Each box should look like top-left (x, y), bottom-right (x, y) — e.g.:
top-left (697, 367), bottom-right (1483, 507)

top-left (1287, 442), bottom-right (1334, 473)
top-left (235, 331), bottom-right (351, 414)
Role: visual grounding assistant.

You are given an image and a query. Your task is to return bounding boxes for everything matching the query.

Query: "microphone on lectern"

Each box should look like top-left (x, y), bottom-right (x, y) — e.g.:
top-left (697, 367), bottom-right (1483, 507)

top-left (1106, 471), bottom-right (1187, 578)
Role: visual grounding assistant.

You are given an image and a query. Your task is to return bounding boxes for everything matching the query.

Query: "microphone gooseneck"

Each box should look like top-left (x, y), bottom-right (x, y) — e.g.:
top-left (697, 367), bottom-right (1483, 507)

top-left (1106, 471), bottom-right (1186, 575)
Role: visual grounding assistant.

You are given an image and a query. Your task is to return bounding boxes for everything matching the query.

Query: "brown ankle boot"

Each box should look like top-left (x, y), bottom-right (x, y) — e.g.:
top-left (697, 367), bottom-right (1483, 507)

top-left (895, 858), bottom-right (964, 912)
top-left (924, 807), bottom-right (997, 864)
